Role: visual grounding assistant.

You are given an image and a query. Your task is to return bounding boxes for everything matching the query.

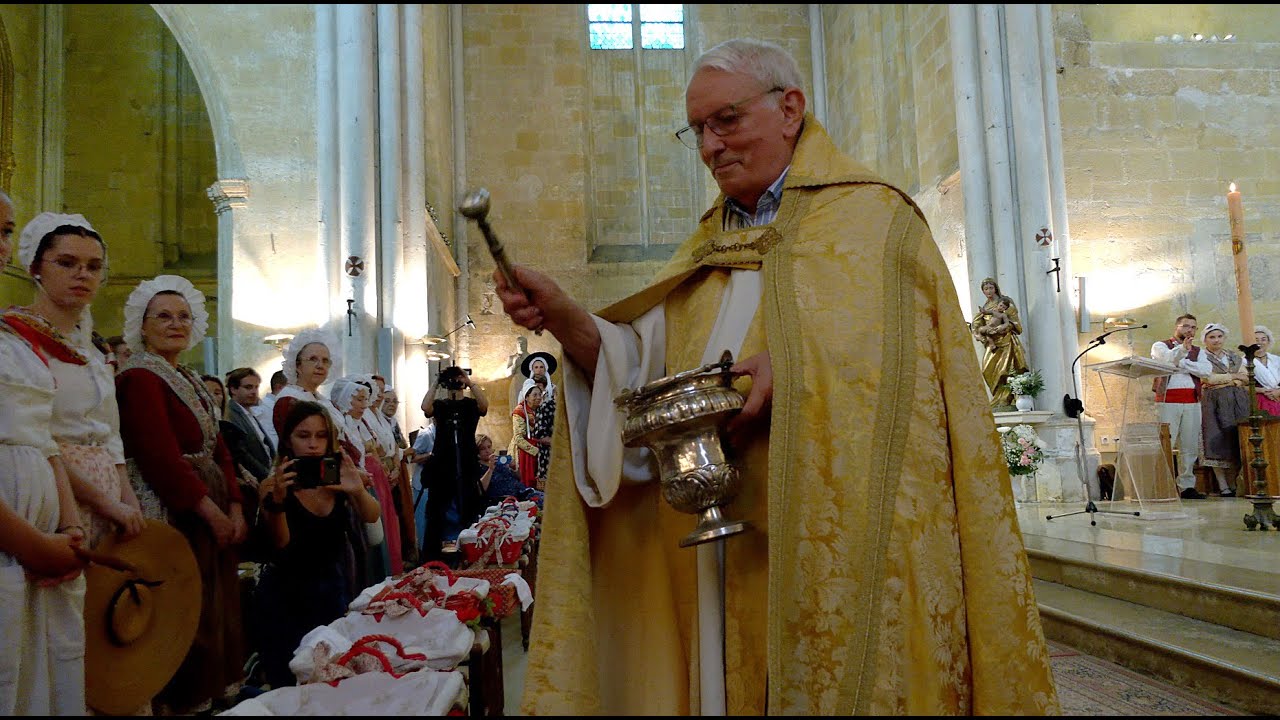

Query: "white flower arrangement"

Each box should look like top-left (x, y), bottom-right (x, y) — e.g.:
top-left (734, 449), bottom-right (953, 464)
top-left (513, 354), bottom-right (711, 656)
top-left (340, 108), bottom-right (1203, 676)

top-left (997, 424), bottom-right (1046, 476)
top-left (1007, 369), bottom-right (1045, 397)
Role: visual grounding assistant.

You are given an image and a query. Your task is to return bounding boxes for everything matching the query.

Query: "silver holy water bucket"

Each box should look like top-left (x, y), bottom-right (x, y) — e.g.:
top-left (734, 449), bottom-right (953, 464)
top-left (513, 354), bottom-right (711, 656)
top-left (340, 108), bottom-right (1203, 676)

top-left (614, 350), bottom-right (751, 547)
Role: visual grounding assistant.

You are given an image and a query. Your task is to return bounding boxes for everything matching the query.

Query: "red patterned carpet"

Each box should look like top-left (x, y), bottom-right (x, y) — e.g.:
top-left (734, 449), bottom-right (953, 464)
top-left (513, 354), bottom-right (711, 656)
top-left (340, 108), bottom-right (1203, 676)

top-left (1048, 642), bottom-right (1245, 716)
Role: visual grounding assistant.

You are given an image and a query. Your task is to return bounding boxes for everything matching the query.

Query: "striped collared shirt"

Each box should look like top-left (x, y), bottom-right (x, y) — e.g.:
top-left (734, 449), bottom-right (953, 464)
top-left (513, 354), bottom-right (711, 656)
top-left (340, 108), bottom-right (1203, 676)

top-left (723, 166), bottom-right (791, 230)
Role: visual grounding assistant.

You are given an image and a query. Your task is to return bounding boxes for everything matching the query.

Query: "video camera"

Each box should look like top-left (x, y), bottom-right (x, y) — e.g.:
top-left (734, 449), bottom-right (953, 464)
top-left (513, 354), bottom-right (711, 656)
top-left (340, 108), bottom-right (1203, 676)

top-left (438, 366), bottom-right (472, 392)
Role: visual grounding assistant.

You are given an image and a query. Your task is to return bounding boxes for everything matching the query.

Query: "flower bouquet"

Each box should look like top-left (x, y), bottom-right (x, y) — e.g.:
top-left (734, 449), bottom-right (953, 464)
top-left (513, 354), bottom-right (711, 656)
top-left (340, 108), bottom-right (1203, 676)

top-left (1007, 369), bottom-right (1045, 398)
top-left (998, 424), bottom-right (1045, 476)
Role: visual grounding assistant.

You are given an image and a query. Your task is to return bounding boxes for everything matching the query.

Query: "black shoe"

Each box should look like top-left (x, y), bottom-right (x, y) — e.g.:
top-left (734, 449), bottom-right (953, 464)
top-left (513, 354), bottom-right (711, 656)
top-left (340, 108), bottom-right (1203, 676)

top-left (1219, 489), bottom-right (1236, 497)
top-left (1180, 487), bottom-right (1207, 499)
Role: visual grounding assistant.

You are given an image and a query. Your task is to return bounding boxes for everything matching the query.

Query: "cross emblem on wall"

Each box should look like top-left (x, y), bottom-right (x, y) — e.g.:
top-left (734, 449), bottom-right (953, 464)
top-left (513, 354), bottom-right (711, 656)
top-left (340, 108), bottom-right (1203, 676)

top-left (345, 255), bottom-right (365, 277)
top-left (1035, 228), bottom-right (1053, 247)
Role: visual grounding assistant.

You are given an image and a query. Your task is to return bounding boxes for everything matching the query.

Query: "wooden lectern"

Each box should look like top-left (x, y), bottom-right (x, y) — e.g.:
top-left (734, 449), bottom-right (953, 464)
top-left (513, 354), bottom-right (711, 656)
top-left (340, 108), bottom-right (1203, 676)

top-left (1086, 355), bottom-right (1188, 519)
top-left (1236, 419), bottom-right (1280, 496)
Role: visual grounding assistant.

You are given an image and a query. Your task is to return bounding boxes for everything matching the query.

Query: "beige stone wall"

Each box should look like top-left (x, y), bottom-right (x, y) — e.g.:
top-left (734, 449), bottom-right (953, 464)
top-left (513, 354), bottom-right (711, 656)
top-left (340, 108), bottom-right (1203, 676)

top-left (62, 4), bottom-right (218, 360)
top-left (820, 4), bottom-right (956, 192)
top-left (0, 5), bottom-right (218, 370)
top-left (1055, 4), bottom-right (1280, 442)
top-left (458, 4), bottom-right (812, 439)
top-left (0, 4), bottom-right (44, 306)
top-left (818, 5), bottom-right (966, 303)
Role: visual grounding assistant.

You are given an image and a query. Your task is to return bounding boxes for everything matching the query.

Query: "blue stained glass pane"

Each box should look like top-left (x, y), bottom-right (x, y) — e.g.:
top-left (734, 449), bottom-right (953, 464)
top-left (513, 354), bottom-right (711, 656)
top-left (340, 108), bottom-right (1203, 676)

top-left (590, 23), bottom-right (634, 50)
top-left (641, 23), bottom-right (684, 49)
top-left (588, 4), bottom-right (632, 23)
top-left (640, 4), bottom-right (683, 23)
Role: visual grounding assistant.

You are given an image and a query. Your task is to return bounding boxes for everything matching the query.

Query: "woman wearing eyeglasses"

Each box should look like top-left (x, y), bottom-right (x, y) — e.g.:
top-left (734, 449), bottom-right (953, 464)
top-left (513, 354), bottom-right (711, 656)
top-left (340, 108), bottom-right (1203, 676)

top-left (5, 213), bottom-right (147, 553)
top-left (114, 274), bottom-right (247, 714)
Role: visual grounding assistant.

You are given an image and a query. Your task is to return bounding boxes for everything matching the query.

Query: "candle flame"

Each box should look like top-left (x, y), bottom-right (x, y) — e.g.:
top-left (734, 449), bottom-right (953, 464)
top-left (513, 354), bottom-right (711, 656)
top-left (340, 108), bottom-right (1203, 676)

top-left (1230, 182), bottom-right (1237, 192)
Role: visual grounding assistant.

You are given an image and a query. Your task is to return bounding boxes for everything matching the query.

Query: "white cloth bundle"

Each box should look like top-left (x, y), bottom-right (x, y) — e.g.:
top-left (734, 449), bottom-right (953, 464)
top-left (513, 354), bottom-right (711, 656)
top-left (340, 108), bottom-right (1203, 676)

top-left (327, 607), bottom-right (473, 670)
top-left (218, 667), bottom-right (466, 716)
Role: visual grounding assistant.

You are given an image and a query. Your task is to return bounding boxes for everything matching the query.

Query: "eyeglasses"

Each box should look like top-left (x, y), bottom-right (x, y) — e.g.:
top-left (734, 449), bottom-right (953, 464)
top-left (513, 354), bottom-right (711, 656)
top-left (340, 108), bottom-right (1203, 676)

top-left (46, 257), bottom-right (106, 276)
top-left (145, 312), bottom-right (194, 327)
top-left (675, 86), bottom-right (785, 150)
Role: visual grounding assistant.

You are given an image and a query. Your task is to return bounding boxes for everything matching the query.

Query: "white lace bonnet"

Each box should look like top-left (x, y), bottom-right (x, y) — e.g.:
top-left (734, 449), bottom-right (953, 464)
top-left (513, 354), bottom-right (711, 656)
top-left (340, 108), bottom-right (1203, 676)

top-left (282, 328), bottom-right (343, 386)
top-left (18, 212), bottom-right (105, 347)
top-left (330, 376), bottom-right (370, 414)
top-left (17, 212), bottom-right (103, 274)
top-left (122, 275), bottom-right (209, 352)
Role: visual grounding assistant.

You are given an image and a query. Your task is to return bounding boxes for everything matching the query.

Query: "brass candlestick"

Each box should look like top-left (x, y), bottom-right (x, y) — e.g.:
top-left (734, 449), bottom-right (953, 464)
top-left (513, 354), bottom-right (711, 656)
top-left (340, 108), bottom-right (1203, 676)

top-left (1239, 343), bottom-right (1279, 530)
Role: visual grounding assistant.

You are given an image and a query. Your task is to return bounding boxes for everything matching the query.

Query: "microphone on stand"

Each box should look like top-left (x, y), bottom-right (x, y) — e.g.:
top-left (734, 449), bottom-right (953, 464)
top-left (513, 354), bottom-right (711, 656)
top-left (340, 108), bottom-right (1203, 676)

top-left (1090, 323), bottom-right (1148, 346)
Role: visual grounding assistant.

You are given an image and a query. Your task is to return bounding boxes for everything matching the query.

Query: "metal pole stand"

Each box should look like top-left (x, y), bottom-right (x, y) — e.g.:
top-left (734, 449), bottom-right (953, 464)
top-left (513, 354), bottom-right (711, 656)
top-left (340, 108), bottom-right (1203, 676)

top-left (1047, 340), bottom-right (1140, 525)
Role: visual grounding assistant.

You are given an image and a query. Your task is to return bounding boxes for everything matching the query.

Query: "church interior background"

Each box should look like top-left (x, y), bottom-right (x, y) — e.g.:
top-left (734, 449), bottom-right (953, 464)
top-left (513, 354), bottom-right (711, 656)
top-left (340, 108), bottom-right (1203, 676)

top-left (0, 3), bottom-right (1276, 713)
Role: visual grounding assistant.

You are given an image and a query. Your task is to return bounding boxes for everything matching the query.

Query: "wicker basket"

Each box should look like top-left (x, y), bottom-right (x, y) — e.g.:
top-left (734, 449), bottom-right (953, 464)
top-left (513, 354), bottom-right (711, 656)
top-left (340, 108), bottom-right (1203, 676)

top-left (452, 567), bottom-right (523, 618)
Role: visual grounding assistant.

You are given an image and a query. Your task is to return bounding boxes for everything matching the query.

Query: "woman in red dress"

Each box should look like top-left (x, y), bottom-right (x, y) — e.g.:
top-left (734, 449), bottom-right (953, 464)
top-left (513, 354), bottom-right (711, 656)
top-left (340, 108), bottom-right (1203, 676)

top-left (114, 275), bottom-right (246, 714)
top-left (508, 381), bottom-right (546, 488)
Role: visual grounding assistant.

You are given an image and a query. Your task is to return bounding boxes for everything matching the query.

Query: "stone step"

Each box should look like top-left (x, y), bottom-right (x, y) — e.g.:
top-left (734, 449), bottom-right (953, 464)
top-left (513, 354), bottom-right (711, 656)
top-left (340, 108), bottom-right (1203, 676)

top-left (1025, 533), bottom-right (1280, 641)
top-left (1034, 578), bottom-right (1280, 715)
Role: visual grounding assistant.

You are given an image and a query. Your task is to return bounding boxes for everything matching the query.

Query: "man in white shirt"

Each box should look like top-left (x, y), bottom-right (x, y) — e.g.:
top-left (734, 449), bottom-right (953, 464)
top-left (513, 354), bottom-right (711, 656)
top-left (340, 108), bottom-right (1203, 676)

top-left (1151, 313), bottom-right (1213, 499)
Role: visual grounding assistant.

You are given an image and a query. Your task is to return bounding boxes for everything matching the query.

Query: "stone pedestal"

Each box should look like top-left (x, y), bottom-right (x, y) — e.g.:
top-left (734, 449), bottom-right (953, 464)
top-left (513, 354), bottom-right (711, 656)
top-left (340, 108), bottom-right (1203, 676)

top-left (995, 409), bottom-right (1099, 502)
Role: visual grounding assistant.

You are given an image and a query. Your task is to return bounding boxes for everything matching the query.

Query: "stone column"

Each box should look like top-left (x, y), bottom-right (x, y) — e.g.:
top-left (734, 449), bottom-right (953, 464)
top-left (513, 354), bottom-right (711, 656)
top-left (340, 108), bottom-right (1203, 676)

top-left (396, 3), bottom-right (432, 432)
top-left (207, 178), bottom-right (249, 375)
top-left (377, 3), bottom-right (406, 389)
top-left (947, 4), bottom-right (995, 315)
top-left (951, 4), bottom-right (1095, 501)
top-left (316, 5), bottom-right (343, 336)
top-left (335, 4), bottom-right (379, 376)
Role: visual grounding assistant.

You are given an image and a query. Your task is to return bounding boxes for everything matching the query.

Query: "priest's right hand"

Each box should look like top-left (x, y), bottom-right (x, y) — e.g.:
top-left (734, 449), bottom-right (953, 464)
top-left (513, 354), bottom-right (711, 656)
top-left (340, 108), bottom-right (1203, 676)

top-left (494, 264), bottom-right (603, 377)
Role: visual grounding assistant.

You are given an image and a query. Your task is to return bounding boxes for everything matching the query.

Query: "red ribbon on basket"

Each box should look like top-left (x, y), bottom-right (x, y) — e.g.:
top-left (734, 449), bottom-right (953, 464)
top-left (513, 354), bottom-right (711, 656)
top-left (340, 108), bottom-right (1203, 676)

top-left (363, 590), bottom-right (431, 621)
top-left (322, 634), bottom-right (428, 686)
top-left (466, 516), bottom-right (514, 569)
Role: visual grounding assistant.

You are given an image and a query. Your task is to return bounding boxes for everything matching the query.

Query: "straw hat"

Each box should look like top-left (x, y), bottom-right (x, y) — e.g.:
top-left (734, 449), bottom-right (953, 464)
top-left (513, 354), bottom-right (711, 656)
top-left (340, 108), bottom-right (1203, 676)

top-left (84, 520), bottom-right (201, 715)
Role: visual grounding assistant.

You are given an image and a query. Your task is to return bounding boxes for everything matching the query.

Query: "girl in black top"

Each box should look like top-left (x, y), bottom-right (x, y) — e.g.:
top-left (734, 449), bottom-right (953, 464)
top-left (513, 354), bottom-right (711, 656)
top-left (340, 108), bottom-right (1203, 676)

top-left (251, 400), bottom-right (381, 688)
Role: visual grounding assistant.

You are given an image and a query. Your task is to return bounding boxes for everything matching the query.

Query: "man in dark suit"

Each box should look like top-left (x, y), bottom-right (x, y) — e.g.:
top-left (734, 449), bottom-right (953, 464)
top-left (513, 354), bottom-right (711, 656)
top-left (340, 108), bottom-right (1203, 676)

top-left (224, 367), bottom-right (275, 481)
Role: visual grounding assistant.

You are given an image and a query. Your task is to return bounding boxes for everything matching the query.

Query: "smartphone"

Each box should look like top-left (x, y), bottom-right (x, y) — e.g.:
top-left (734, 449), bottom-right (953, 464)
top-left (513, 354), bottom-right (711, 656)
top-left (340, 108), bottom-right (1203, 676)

top-left (293, 453), bottom-right (342, 489)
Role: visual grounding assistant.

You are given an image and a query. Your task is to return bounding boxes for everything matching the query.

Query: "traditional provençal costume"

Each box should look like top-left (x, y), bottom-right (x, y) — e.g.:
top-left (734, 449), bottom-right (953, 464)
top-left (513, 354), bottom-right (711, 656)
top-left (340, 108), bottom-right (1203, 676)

top-left (0, 319), bottom-right (87, 716)
top-left (114, 276), bottom-right (245, 712)
top-left (521, 116), bottom-right (1060, 715)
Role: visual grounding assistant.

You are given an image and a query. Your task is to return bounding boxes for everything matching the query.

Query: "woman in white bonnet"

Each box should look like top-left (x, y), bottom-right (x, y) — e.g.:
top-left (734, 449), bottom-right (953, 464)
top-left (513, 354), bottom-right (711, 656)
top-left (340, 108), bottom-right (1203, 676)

top-left (113, 274), bottom-right (247, 713)
top-left (1251, 325), bottom-right (1280, 417)
top-left (9, 211), bottom-right (145, 550)
top-left (273, 331), bottom-right (376, 593)
top-left (0, 192), bottom-right (92, 716)
top-left (272, 328), bottom-right (348, 442)
top-left (1199, 322), bottom-right (1248, 496)
top-left (331, 375), bottom-right (402, 582)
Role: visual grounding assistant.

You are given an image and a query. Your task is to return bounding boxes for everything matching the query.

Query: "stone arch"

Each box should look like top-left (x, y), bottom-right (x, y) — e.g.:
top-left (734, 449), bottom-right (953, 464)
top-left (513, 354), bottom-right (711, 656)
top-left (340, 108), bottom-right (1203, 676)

top-left (149, 4), bottom-right (244, 180)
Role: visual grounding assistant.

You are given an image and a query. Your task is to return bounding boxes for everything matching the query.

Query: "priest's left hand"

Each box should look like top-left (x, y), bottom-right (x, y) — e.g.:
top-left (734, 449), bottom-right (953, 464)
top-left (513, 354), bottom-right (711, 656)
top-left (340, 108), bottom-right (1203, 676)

top-left (727, 351), bottom-right (773, 443)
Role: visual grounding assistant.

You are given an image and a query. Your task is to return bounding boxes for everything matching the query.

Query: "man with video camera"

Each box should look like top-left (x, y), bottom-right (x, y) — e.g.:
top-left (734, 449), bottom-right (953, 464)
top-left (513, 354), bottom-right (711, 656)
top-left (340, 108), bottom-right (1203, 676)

top-left (419, 366), bottom-right (487, 562)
